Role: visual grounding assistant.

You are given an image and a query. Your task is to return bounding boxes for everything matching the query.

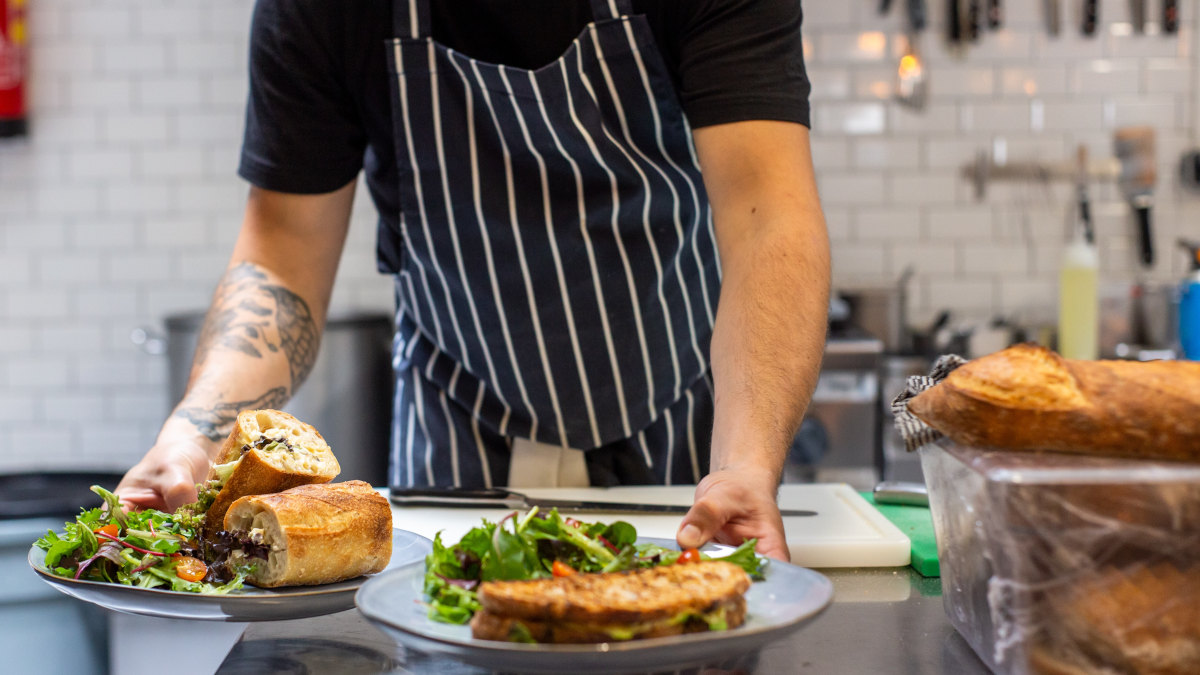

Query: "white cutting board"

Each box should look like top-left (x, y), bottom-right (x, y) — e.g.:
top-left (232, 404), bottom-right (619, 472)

top-left (388, 483), bottom-right (910, 568)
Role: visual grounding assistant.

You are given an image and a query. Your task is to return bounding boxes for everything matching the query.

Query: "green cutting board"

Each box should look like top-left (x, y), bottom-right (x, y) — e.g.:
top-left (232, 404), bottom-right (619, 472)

top-left (860, 492), bottom-right (940, 577)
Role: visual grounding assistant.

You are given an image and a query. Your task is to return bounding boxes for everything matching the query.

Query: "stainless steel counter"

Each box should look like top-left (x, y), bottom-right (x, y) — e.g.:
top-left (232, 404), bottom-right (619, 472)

top-left (214, 567), bottom-right (991, 675)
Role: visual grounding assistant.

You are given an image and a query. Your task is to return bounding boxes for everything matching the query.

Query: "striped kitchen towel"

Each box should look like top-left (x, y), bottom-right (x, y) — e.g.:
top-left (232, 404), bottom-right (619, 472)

top-left (890, 353), bottom-right (968, 453)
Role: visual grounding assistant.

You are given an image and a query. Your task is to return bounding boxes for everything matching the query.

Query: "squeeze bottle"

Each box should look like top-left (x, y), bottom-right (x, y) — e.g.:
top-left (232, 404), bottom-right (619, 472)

top-left (1178, 239), bottom-right (1200, 360)
top-left (1058, 225), bottom-right (1099, 360)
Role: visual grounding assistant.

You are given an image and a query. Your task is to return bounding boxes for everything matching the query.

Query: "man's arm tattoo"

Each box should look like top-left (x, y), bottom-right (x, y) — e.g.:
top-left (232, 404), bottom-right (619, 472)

top-left (175, 263), bottom-right (319, 434)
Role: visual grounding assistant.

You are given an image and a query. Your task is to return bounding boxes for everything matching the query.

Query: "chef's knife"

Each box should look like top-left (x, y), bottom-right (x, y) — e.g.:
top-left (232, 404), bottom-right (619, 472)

top-left (389, 487), bottom-right (819, 517)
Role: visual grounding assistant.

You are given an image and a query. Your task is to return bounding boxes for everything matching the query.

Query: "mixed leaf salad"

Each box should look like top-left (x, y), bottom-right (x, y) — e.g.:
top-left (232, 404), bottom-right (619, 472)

top-left (423, 507), bottom-right (767, 624)
top-left (34, 486), bottom-right (254, 594)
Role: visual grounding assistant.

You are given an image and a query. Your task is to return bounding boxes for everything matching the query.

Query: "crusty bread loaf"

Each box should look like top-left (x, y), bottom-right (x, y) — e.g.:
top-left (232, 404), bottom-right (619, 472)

top-left (201, 409), bottom-right (341, 540)
top-left (908, 343), bottom-right (1200, 462)
top-left (223, 480), bottom-right (392, 588)
top-left (1031, 561), bottom-right (1200, 675)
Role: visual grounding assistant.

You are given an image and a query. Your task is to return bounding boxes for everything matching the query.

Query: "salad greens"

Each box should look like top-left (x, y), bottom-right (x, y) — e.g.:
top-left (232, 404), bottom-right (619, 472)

top-left (423, 507), bottom-right (767, 624)
top-left (34, 486), bottom-right (251, 594)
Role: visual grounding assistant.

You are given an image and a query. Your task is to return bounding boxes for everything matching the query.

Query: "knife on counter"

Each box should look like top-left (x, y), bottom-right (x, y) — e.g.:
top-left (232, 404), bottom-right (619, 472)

top-left (389, 487), bottom-right (818, 517)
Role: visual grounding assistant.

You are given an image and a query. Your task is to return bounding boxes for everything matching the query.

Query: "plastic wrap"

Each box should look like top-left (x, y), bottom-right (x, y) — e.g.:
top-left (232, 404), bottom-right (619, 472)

top-left (920, 440), bottom-right (1200, 674)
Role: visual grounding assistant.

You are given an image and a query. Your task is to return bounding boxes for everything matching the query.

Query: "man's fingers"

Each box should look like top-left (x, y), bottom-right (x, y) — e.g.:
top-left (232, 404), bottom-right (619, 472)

top-left (676, 498), bottom-right (724, 549)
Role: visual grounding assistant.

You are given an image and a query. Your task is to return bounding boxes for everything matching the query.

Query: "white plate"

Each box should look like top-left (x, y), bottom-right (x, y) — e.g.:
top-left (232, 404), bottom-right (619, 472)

top-left (354, 539), bottom-right (834, 674)
top-left (28, 528), bottom-right (431, 622)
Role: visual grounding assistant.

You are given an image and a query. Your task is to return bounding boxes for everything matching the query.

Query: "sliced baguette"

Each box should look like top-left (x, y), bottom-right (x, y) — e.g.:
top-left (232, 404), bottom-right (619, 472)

top-left (201, 408), bottom-right (340, 540)
top-left (224, 480), bottom-right (392, 588)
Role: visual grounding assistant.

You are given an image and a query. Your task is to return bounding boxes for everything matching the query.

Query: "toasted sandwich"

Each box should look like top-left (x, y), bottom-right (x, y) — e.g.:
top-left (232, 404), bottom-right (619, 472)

top-left (186, 409), bottom-right (341, 541)
top-left (220, 480), bottom-right (392, 587)
top-left (470, 559), bottom-right (752, 643)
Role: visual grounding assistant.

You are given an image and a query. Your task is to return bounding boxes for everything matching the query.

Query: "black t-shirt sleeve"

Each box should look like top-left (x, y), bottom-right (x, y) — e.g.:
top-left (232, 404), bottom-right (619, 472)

top-left (666, 0), bottom-right (810, 129)
top-left (238, 0), bottom-right (367, 194)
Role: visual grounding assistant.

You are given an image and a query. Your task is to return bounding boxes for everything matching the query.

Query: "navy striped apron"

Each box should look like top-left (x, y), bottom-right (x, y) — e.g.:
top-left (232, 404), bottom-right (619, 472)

top-left (385, 0), bottom-right (720, 489)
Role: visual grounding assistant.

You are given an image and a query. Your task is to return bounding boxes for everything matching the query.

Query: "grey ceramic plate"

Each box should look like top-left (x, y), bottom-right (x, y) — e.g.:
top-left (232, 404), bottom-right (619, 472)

top-left (355, 538), bottom-right (834, 674)
top-left (29, 528), bottom-right (431, 622)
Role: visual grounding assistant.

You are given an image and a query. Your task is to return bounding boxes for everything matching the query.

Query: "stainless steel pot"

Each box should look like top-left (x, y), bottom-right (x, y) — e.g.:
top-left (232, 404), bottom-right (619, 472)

top-left (135, 311), bottom-right (394, 486)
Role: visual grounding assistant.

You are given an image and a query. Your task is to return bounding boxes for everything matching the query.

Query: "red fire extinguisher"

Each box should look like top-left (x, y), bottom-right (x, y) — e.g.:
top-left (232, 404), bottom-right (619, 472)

top-left (0, 0), bottom-right (28, 138)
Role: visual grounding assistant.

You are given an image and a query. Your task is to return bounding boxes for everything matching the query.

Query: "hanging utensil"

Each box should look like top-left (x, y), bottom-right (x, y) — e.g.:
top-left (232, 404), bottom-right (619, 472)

top-left (1163, 0), bottom-right (1179, 34)
top-left (1043, 0), bottom-right (1061, 36)
top-left (896, 0), bottom-right (929, 110)
top-left (1128, 0), bottom-right (1146, 33)
top-left (880, 0), bottom-right (895, 16)
top-left (948, 0), bottom-right (963, 45)
top-left (1082, 0), bottom-right (1099, 36)
top-left (966, 0), bottom-right (982, 42)
top-left (987, 0), bottom-right (1003, 29)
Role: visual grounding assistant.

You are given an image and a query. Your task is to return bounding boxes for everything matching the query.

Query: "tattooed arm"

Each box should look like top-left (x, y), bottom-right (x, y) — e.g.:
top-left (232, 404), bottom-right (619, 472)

top-left (117, 181), bottom-right (357, 511)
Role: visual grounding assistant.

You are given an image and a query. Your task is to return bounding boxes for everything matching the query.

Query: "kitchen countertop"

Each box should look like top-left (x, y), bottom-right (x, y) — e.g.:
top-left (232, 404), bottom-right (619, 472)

top-left (10, 488), bottom-right (991, 674)
top-left (212, 566), bottom-right (990, 674)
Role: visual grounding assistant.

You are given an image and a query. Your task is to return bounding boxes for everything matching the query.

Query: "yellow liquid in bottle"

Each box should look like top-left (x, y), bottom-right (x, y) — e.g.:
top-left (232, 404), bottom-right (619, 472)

top-left (1058, 252), bottom-right (1099, 360)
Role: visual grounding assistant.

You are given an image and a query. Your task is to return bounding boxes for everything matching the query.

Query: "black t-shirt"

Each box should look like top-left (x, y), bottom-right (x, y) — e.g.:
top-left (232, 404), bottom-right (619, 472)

top-left (238, 0), bottom-right (810, 237)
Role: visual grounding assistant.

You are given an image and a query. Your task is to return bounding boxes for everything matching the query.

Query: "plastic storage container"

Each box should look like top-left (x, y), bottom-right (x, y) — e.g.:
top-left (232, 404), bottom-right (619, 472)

top-left (920, 441), bottom-right (1200, 675)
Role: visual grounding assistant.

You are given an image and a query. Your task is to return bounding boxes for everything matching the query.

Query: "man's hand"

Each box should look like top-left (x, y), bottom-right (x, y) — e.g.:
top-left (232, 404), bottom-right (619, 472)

top-left (114, 437), bottom-right (212, 512)
top-left (676, 467), bottom-right (789, 561)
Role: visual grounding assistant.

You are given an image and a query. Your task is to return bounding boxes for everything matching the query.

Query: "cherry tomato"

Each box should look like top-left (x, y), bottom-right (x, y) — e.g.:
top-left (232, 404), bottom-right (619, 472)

top-left (93, 524), bottom-right (120, 538)
top-left (677, 548), bottom-right (702, 564)
top-left (564, 517), bottom-right (582, 529)
top-left (174, 556), bottom-right (208, 582)
top-left (551, 560), bottom-right (576, 577)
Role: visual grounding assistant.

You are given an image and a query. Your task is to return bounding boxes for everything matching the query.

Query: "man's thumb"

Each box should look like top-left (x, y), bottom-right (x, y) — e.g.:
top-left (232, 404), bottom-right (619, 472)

top-left (676, 499), bottom-right (722, 549)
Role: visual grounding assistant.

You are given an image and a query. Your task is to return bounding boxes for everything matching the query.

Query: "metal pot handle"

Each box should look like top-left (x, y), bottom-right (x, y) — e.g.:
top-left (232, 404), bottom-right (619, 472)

top-left (130, 327), bottom-right (166, 355)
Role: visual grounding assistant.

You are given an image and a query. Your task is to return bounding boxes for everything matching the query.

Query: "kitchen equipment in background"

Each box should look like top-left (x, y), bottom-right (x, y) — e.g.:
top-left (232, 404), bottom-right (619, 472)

top-left (1114, 126), bottom-right (1157, 268)
top-left (986, 0), bottom-right (1002, 29)
top-left (1098, 280), bottom-right (1178, 360)
top-left (1081, 0), bottom-right (1099, 36)
top-left (895, 0), bottom-right (928, 110)
top-left (1180, 148), bottom-right (1200, 192)
top-left (1177, 240), bottom-right (1200, 360)
top-left (1163, 0), bottom-right (1179, 33)
top-left (1043, 0), bottom-right (1061, 36)
top-left (1128, 0), bottom-right (1146, 33)
top-left (136, 310), bottom-right (394, 486)
top-left (834, 269), bottom-right (914, 354)
top-left (0, 0), bottom-right (28, 138)
top-left (792, 334), bottom-right (884, 491)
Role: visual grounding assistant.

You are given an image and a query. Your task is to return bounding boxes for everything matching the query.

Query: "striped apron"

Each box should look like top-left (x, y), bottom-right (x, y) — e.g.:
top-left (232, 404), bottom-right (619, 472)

top-left (385, 0), bottom-right (720, 489)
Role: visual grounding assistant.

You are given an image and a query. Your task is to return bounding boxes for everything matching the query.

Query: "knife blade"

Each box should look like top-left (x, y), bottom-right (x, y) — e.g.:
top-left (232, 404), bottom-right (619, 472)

top-left (388, 487), bottom-right (818, 517)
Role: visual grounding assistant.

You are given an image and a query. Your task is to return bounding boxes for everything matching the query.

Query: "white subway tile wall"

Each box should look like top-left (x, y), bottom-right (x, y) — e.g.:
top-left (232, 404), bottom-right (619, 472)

top-left (0, 0), bottom-right (1198, 472)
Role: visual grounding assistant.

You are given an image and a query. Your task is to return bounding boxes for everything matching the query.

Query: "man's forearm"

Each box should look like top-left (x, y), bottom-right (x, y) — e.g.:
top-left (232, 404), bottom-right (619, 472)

top-left (708, 208), bottom-right (830, 481)
top-left (169, 261), bottom-right (321, 447)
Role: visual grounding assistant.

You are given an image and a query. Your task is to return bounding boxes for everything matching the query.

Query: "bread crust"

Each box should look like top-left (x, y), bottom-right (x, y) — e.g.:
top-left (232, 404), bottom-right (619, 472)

top-left (223, 480), bottom-right (392, 588)
top-left (908, 343), bottom-right (1200, 462)
top-left (201, 409), bottom-right (340, 540)
top-left (476, 560), bottom-right (751, 624)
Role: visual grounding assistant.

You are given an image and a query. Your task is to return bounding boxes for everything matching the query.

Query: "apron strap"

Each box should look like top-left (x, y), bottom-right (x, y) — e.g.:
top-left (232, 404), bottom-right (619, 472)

top-left (589, 0), bottom-right (632, 21)
top-left (394, 0), bottom-right (431, 39)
